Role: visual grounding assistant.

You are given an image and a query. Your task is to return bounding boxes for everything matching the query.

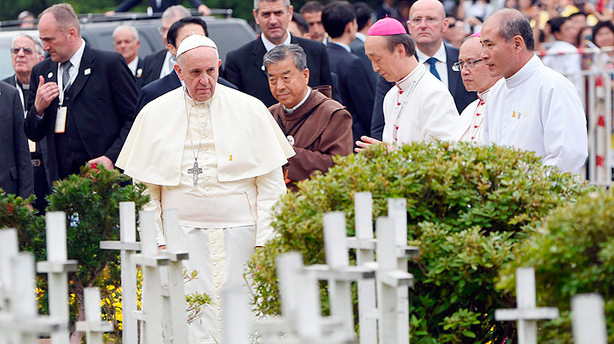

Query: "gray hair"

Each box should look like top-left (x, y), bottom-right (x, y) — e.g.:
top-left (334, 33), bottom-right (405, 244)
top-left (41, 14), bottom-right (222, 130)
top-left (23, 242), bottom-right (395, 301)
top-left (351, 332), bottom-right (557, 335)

top-left (254, 0), bottom-right (291, 11)
top-left (162, 5), bottom-right (191, 21)
top-left (263, 44), bottom-right (307, 72)
top-left (12, 32), bottom-right (44, 56)
top-left (113, 25), bottom-right (139, 41)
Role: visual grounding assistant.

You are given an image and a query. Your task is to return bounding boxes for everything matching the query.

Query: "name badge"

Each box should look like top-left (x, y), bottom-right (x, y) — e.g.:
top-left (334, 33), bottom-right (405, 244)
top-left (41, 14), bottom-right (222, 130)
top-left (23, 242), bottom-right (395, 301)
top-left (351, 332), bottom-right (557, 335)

top-left (28, 140), bottom-right (36, 153)
top-left (55, 106), bottom-right (67, 133)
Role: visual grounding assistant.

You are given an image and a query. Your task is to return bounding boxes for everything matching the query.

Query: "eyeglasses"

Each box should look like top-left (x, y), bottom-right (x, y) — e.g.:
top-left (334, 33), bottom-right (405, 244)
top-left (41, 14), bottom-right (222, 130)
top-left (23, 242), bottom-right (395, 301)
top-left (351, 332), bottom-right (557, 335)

top-left (452, 59), bottom-right (483, 71)
top-left (409, 17), bottom-right (441, 26)
top-left (10, 47), bottom-right (34, 55)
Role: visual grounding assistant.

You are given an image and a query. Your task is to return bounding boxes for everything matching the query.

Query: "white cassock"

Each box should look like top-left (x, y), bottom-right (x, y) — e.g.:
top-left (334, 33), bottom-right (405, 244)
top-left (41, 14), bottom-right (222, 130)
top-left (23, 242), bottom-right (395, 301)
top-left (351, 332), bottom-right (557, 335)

top-left (454, 88), bottom-right (490, 144)
top-left (382, 63), bottom-right (459, 146)
top-left (483, 55), bottom-right (588, 174)
top-left (117, 85), bottom-right (295, 343)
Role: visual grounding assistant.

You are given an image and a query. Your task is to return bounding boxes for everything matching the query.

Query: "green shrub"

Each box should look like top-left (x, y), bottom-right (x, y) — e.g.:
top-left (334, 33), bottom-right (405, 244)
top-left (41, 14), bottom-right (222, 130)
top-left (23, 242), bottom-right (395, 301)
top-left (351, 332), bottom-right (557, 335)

top-left (249, 141), bottom-right (591, 343)
top-left (498, 188), bottom-right (614, 343)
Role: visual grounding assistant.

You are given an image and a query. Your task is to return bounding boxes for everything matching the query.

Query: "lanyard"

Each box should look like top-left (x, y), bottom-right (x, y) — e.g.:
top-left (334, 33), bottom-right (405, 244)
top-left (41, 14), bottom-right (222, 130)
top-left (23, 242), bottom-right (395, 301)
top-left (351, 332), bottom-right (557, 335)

top-left (276, 103), bottom-right (322, 144)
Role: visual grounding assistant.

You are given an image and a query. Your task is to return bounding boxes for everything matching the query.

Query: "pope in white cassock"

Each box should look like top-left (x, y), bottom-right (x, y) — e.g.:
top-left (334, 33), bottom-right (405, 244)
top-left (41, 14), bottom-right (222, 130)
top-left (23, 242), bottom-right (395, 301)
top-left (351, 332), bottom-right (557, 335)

top-left (480, 9), bottom-right (588, 174)
top-left (356, 17), bottom-right (459, 152)
top-left (116, 35), bottom-right (294, 343)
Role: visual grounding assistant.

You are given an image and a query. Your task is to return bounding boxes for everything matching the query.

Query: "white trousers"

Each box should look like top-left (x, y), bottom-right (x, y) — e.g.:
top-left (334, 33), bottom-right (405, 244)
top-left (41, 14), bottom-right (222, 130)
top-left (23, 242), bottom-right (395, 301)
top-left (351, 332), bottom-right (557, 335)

top-left (180, 224), bottom-right (256, 344)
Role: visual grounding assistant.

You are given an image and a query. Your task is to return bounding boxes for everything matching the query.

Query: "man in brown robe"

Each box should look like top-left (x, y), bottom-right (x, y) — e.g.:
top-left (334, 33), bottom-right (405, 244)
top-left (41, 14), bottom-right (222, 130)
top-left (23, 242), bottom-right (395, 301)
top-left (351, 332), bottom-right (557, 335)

top-left (265, 44), bottom-right (353, 189)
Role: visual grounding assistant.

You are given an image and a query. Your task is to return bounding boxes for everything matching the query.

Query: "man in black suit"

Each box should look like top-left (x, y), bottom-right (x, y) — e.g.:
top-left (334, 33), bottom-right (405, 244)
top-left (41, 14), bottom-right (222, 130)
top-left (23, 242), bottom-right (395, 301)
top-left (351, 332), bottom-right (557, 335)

top-left (141, 5), bottom-right (191, 86)
top-left (322, 1), bottom-right (375, 144)
top-left (3, 32), bottom-right (46, 212)
top-left (0, 81), bottom-right (33, 199)
top-left (136, 16), bottom-right (236, 113)
top-left (223, 0), bottom-right (332, 107)
top-left (113, 25), bottom-right (146, 89)
top-left (25, 3), bottom-right (137, 183)
top-left (370, 0), bottom-right (476, 140)
top-left (350, 2), bottom-right (374, 68)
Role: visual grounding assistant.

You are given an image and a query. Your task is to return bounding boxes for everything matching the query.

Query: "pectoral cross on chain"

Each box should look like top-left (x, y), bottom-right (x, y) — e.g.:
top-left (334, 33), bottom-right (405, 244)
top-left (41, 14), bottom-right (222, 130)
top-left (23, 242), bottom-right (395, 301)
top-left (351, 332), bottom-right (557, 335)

top-left (187, 160), bottom-right (203, 187)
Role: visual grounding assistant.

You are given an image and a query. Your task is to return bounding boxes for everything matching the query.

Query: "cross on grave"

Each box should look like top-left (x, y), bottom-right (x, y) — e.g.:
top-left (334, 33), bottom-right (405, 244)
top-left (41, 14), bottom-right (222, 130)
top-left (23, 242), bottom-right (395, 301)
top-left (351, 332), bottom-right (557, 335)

top-left (130, 210), bottom-right (169, 344)
top-left (159, 209), bottom-right (190, 344)
top-left (0, 229), bottom-right (19, 311)
top-left (305, 212), bottom-right (375, 341)
top-left (36, 212), bottom-right (78, 344)
top-left (495, 267), bottom-right (559, 344)
top-left (0, 252), bottom-right (63, 344)
top-left (75, 287), bottom-right (113, 344)
top-left (375, 216), bottom-right (415, 344)
top-left (387, 198), bottom-right (419, 344)
top-left (255, 252), bottom-right (353, 343)
top-left (345, 195), bottom-right (419, 344)
top-left (347, 192), bottom-right (377, 344)
top-left (571, 293), bottom-right (608, 344)
top-left (99, 202), bottom-right (141, 344)
top-left (187, 161), bottom-right (203, 187)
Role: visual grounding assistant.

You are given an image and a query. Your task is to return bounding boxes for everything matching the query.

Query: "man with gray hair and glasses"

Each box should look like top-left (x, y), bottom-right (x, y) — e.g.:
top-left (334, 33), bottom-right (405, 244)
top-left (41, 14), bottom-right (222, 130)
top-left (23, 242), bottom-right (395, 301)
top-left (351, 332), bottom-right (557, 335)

top-left (3, 32), bottom-right (46, 213)
top-left (265, 44), bottom-right (352, 190)
top-left (4, 32), bottom-right (45, 112)
top-left (141, 5), bottom-right (191, 85)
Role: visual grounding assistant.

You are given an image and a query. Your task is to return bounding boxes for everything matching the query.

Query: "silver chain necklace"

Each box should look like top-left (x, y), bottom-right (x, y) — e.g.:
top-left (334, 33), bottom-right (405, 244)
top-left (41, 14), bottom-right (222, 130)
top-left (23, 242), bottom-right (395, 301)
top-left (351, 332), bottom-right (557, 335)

top-left (182, 88), bottom-right (207, 187)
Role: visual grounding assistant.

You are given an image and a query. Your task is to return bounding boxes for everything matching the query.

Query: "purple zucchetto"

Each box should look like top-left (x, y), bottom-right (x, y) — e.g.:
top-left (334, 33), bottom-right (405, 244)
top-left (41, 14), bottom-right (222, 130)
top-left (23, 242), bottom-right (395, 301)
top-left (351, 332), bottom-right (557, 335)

top-left (367, 17), bottom-right (407, 36)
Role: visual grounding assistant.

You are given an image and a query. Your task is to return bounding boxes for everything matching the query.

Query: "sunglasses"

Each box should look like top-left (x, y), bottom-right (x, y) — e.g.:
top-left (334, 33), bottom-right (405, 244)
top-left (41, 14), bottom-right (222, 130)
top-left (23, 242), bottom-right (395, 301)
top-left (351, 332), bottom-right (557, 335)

top-left (10, 47), bottom-right (35, 55)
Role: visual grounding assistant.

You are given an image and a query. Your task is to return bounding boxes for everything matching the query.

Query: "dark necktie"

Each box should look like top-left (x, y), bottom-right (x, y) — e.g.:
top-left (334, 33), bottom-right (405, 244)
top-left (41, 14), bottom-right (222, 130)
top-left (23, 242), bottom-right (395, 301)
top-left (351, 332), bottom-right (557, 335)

top-left (61, 61), bottom-right (72, 90)
top-left (426, 57), bottom-right (441, 80)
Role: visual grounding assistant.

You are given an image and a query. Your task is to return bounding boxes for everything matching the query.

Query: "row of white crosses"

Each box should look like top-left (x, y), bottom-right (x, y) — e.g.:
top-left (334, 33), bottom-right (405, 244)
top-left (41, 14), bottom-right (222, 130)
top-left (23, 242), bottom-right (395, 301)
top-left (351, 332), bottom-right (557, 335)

top-left (496, 267), bottom-right (609, 344)
top-left (0, 212), bottom-right (112, 344)
top-left (252, 192), bottom-right (418, 344)
top-left (100, 203), bottom-right (191, 344)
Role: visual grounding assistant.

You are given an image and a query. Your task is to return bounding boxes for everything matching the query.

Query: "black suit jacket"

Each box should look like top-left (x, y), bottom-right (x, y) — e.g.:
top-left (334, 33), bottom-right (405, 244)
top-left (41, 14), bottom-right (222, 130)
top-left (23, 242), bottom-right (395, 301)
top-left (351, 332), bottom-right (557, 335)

top-left (141, 49), bottom-right (167, 86)
top-left (135, 57), bottom-right (146, 90)
top-left (25, 45), bottom-right (137, 184)
top-left (370, 43), bottom-right (477, 140)
top-left (223, 35), bottom-right (333, 107)
top-left (115, 0), bottom-right (203, 13)
top-left (327, 43), bottom-right (375, 142)
top-left (0, 81), bottom-right (34, 198)
top-left (135, 70), bottom-right (237, 113)
top-left (3, 74), bottom-right (29, 112)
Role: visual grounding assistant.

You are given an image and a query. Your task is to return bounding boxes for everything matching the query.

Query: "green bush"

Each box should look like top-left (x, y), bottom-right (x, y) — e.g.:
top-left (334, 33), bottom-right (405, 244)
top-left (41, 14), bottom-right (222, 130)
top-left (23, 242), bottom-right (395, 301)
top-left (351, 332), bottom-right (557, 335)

top-left (0, 165), bottom-right (149, 340)
top-left (498, 188), bottom-right (614, 343)
top-left (249, 141), bottom-right (591, 343)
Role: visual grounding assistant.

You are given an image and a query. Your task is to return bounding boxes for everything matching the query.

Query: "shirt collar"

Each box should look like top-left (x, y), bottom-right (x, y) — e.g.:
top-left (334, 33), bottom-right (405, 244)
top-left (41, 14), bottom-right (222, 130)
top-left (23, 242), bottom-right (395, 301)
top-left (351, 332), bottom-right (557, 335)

top-left (127, 56), bottom-right (139, 75)
top-left (415, 42), bottom-right (447, 64)
top-left (283, 88), bottom-right (311, 113)
top-left (330, 41), bottom-right (351, 52)
top-left (68, 39), bottom-right (86, 70)
top-left (396, 64), bottom-right (425, 91)
top-left (355, 32), bottom-right (366, 42)
top-left (261, 32), bottom-right (292, 52)
top-left (477, 87), bottom-right (492, 103)
top-left (505, 54), bottom-right (540, 89)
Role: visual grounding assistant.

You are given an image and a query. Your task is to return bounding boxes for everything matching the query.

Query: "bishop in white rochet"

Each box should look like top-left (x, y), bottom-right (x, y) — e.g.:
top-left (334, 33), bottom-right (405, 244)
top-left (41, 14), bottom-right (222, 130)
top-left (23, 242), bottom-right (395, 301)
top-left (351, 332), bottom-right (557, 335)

top-left (116, 34), bottom-right (294, 343)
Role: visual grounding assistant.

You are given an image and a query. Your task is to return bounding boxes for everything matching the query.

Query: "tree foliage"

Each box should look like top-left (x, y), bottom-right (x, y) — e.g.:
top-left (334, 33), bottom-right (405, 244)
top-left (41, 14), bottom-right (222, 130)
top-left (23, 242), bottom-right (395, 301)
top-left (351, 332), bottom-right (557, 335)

top-left (498, 188), bottom-right (614, 343)
top-left (249, 141), bottom-right (591, 343)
